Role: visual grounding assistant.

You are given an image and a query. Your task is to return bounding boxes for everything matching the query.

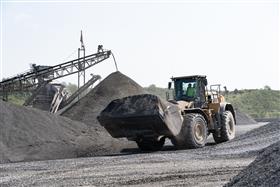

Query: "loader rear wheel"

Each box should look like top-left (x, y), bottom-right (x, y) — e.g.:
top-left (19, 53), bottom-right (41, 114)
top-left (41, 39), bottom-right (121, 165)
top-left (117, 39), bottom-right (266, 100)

top-left (171, 113), bottom-right (208, 149)
top-left (136, 137), bottom-right (165, 151)
top-left (213, 111), bottom-right (236, 143)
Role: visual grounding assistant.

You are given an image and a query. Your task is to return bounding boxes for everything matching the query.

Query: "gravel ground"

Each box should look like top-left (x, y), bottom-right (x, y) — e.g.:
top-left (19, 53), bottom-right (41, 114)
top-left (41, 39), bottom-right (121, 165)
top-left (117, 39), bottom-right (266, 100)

top-left (0, 153), bottom-right (252, 187)
top-left (1, 122), bottom-right (279, 187)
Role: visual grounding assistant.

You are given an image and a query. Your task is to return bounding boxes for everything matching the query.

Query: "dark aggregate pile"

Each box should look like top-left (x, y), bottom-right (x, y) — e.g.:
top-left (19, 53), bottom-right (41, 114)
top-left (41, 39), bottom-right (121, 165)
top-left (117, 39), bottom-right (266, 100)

top-left (61, 71), bottom-right (147, 155)
top-left (211, 120), bottom-right (280, 157)
top-left (226, 138), bottom-right (280, 187)
top-left (235, 108), bottom-right (257, 125)
top-left (0, 71), bottom-right (146, 163)
top-left (0, 101), bottom-right (98, 164)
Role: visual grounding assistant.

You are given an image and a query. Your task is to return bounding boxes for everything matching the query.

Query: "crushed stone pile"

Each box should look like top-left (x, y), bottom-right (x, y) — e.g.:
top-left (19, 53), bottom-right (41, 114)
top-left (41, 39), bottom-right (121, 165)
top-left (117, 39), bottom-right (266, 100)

top-left (0, 101), bottom-right (99, 164)
top-left (225, 139), bottom-right (280, 187)
top-left (208, 120), bottom-right (280, 157)
top-left (61, 71), bottom-right (147, 156)
top-left (235, 108), bottom-right (257, 125)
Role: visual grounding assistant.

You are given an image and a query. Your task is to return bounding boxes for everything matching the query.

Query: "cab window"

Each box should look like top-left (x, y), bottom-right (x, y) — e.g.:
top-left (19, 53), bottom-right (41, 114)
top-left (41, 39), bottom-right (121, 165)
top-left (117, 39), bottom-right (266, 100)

top-left (175, 79), bottom-right (197, 101)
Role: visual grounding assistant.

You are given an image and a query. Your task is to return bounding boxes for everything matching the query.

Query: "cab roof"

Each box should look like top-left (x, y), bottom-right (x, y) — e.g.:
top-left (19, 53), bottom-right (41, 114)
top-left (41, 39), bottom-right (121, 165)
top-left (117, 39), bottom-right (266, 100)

top-left (171, 75), bottom-right (206, 80)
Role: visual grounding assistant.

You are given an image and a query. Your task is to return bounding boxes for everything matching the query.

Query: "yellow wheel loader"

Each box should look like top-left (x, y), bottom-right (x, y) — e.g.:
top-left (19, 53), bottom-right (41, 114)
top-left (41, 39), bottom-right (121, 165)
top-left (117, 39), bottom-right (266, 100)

top-left (98, 75), bottom-right (236, 151)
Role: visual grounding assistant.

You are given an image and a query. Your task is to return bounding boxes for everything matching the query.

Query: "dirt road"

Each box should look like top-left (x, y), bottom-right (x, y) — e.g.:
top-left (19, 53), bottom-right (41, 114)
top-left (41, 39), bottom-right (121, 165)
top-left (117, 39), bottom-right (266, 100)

top-left (0, 122), bottom-right (279, 187)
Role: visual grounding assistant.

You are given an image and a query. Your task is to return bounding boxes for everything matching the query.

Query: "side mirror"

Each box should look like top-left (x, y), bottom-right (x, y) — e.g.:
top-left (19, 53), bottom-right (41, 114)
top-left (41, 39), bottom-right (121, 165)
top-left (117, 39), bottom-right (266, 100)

top-left (203, 79), bottom-right (208, 86)
top-left (168, 82), bottom-right (172, 89)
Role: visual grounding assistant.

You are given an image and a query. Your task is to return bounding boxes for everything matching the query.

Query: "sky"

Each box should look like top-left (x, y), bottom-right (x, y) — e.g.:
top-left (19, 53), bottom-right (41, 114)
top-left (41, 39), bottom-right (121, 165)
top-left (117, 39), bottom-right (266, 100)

top-left (0, 0), bottom-right (279, 90)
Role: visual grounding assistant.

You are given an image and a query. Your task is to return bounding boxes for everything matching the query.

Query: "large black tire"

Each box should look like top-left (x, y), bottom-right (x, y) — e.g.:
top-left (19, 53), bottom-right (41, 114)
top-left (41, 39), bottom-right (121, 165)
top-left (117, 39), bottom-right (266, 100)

top-left (213, 111), bottom-right (236, 143)
top-left (136, 137), bottom-right (165, 151)
top-left (171, 113), bottom-right (208, 149)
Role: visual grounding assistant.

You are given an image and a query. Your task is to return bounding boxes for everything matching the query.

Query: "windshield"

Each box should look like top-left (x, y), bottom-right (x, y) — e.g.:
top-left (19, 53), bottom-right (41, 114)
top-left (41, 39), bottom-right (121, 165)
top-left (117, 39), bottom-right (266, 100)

top-left (174, 79), bottom-right (197, 101)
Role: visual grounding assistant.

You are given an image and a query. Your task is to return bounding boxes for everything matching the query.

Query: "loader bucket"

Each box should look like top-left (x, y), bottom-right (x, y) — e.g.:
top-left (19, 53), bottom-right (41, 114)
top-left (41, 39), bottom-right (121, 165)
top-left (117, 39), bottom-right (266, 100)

top-left (97, 94), bottom-right (183, 139)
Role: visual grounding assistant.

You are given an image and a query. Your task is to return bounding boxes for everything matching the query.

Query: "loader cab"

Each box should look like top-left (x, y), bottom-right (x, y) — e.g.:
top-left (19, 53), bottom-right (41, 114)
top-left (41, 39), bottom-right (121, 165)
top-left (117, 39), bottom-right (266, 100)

top-left (169, 75), bottom-right (207, 106)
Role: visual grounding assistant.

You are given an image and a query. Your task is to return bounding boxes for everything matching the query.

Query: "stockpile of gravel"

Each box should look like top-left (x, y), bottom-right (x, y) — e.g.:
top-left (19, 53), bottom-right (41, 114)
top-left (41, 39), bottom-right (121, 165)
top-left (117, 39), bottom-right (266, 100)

top-left (0, 71), bottom-right (147, 163)
top-left (61, 71), bottom-right (147, 155)
top-left (0, 101), bottom-right (99, 164)
top-left (226, 139), bottom-right (280, 187)
top-left (211, 120), bottom-right (280, 156)
top-left (235, 108), bottom-right (257, 125)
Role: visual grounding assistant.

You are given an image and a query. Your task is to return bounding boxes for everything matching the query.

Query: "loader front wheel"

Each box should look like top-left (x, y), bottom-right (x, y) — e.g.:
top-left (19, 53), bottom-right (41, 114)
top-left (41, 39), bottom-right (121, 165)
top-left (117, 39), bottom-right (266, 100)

top-left (171, 113), bottom-right (208, 149)
top-left (136, 137), bottom-right (165, 151)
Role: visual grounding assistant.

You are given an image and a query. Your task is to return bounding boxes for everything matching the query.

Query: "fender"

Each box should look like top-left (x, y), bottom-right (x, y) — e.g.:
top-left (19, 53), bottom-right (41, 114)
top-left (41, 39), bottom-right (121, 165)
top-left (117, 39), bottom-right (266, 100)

top-left (184, 108), bottom-right (213, 129)
top-left (220, 102), bottom-right (236, 124)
